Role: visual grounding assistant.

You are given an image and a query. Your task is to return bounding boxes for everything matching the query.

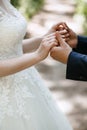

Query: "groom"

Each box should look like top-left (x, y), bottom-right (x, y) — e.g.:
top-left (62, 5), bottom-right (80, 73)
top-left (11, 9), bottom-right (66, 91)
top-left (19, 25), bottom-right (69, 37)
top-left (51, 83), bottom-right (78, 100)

top-left (50, 23), bottom-right (87, 81)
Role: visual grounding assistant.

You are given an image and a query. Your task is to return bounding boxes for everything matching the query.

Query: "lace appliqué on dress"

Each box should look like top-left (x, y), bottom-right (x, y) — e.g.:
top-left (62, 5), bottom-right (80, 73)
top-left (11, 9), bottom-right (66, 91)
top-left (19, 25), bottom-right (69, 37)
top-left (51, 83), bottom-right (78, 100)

top-left (0, 74), bottom-right (35, 124)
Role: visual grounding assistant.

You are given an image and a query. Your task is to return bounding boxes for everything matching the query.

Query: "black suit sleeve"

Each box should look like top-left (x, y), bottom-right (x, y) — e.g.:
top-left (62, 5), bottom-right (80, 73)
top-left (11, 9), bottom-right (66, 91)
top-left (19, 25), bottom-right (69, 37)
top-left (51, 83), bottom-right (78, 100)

top-left (66, 51), bottom-right (87, 81)
top-left (66, 35), bottom-right (87, 81)
top-left (73, 35), bottom-right (87, 54)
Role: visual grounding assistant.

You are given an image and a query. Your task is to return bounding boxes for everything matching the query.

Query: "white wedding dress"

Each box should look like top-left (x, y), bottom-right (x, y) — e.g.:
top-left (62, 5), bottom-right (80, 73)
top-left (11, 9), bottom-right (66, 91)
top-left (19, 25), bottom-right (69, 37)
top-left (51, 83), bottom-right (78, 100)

top-left (0, 1), bottom-right (73, 130)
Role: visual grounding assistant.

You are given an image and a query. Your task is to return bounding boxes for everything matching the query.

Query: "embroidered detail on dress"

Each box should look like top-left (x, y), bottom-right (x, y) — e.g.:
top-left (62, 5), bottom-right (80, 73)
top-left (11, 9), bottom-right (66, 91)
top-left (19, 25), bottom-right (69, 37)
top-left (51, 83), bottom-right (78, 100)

top-left (0, 74), bottom-right (35, 124)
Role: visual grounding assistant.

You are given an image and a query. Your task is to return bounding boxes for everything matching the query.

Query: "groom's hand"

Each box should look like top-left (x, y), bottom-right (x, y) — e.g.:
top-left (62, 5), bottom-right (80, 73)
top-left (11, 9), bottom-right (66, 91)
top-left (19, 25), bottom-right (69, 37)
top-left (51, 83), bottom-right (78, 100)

top-left (50, 32), bottom-right (72, 64)
top-left (57, 22), bottom-right (78, 48)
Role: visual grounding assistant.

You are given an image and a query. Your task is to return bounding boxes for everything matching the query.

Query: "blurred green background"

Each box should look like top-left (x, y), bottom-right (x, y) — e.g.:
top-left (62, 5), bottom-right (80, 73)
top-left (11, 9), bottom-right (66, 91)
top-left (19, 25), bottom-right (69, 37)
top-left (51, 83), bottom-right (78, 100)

top-left (75, 0), bottom-right (87, 34)
top-left (11, 0), bottom-right (87, 34)
top-left (11, 0), bottom-right (44, 18)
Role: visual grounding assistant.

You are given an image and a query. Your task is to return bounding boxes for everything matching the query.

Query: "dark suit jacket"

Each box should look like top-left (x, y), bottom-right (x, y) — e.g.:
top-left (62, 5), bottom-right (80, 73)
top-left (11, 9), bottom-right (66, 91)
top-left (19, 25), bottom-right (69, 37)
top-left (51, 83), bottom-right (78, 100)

top-left (66, 35), bottom-right (87, 81)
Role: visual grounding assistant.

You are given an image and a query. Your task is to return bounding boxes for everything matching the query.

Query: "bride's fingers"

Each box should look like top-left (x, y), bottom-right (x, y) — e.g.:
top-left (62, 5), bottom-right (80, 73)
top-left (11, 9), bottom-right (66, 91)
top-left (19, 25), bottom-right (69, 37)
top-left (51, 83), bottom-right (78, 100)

top-left (48, 42), bottom-right (58, 50)
top-left (57, 25), bottom-right (64, 31)
top-left (42, 32), bottom-right (59, 47)
top-left (44, 36), bottom-right (56, 41)
top-left (42, 38), bottom-right (57, 46)
top-left (48, 39), bottom-right (58, 45)
top-left (45, 32), bottom-right (56, 37)
top-left (56, 22), bottom-right (70, 33)
top-left (55, 22), bottom-right (67, 31)
top-left (46, 37), bottom-right (58, 46)
top-left (53, 22), bottom-right (64, 30)
top-left (45, 38), bottom-right (57, 44)
top-left (59, 22), bottom-right (69, 31)
top-left (43, 34), bottom-right (58, 42)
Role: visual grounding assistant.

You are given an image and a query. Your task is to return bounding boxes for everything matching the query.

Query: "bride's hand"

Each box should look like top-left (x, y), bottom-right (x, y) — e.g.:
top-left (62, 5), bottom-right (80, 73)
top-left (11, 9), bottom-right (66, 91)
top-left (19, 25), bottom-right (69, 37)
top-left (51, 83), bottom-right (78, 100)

top-left (45, 22), bottom-right (67, 35)
top-left (36, 33), bottom-right (58, 61)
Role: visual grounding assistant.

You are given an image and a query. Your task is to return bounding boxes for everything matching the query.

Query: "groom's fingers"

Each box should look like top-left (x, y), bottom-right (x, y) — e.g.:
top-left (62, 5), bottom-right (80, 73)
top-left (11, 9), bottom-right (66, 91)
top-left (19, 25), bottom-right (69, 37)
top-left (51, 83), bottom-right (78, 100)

top-left (56, 32), bottom-right (67, 47)
top-left (63, 23), bottom-right (70, 32)
top-left (59, 29), bottom-right (67, 34)
top-left (65, 37), bottom-right (70, 42)
top-left (61, 33), bottom-right (70, 38)
top-left (62, 23), bottom-right (68, 30)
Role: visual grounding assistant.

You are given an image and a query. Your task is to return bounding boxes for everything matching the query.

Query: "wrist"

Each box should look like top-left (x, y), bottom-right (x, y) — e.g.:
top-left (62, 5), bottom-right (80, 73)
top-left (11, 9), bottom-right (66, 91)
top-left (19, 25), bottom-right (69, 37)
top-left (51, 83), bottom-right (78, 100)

top-left (34, 51), bottom-right (43, 62)
top-left (26, 52), bottom-right (42, 65)
top-left (74, 35), bottom-right (78, 48)
top-left (65, 49), bottom-right (72, 64)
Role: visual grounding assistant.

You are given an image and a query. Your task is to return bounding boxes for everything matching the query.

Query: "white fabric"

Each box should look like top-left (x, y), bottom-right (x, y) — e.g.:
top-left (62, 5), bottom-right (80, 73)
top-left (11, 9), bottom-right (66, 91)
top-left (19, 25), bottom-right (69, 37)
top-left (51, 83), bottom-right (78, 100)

top-left (0, 2), bottom-right (73, 130)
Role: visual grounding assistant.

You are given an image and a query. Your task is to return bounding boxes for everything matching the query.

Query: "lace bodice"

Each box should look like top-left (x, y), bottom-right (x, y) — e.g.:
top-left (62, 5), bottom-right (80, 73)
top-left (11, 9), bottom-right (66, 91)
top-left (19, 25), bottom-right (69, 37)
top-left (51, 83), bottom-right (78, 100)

top-left (0, 5), bottom-right (27, 60)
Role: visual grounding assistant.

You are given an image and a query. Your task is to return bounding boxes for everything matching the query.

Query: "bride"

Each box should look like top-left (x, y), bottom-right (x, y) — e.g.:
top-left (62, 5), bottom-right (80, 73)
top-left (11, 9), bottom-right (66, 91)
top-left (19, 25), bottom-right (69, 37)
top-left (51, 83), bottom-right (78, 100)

top-left (0, 0), bottom-right (73, 129)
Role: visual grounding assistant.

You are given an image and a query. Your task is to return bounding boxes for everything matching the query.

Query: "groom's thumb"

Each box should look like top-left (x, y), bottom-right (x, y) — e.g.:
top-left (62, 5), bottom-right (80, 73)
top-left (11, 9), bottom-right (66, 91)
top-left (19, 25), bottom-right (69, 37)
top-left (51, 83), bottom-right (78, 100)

top-left (56, 32), bottom-right (67, 47)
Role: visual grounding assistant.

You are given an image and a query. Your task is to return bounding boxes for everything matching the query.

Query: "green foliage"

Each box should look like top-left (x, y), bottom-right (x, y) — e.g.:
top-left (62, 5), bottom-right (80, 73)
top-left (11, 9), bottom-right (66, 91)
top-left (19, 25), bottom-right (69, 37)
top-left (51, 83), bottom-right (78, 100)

top-left (76, 0), bottom-right (87, 16)
top-left (11, 0), bottom-right (20, 8)
top-left (24, 0), bottom-right (44, 18)
top-left (11, 0), bottom-right (44, 18)
top-left (75, 0), bottom-right (87, 34)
